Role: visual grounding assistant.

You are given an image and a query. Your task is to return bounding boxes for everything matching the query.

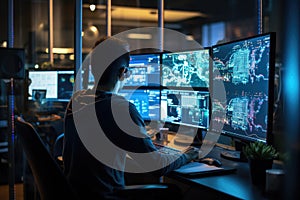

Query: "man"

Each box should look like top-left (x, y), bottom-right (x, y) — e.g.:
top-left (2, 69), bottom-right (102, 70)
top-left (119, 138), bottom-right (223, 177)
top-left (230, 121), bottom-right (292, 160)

top-left (63, 37), bottom-right (199, 199)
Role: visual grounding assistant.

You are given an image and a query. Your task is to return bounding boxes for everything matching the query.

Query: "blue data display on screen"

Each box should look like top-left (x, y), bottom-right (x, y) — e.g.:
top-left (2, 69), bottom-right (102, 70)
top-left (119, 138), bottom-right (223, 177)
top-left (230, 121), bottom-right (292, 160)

top-left (160, 89), bottom-right (210, 129)
top-left (161, 49), bottom-right (210, 88)
top-left (211, 33), bottom-right (275, 142)
top-left (123, 54), bottom-right (160, 87)
top-left (118, 89), bottom-right (160, 121)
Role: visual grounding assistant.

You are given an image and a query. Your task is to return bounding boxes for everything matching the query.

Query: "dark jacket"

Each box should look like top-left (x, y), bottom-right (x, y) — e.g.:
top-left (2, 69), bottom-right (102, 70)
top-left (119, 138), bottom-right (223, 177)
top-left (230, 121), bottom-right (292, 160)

top-left (63, 89), bottom-right (189, 199)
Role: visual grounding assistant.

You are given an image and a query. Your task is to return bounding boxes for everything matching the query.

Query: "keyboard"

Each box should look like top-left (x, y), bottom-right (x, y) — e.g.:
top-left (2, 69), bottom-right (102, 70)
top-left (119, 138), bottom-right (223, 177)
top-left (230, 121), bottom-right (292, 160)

top-left (154, 142), bottom-right (199, 155)
top-left (154, 142), bottom-right (182, 155)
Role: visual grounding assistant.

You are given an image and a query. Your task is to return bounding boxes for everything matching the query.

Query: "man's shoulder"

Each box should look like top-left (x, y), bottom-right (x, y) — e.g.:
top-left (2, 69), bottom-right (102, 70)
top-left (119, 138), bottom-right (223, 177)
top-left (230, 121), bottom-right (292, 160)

top-left (71, 90), bottom-right (133, 108)
top-left (110, 93), bottom-right (131, 105)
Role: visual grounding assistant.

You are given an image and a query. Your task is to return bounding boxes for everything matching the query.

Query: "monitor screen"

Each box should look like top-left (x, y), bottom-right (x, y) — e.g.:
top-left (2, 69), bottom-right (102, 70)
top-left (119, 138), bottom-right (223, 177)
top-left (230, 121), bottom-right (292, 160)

top-left (118, 89), bottom-right (160, 121)
top-left (28, 71), bottom-right (58, 99)
top-left (161, 49), bottom-right (210, 88)
top-left (28, 70), bottom-right (74, 101)
top-left (57, 71), bottom-right (75, 100)
top-left (123, 53), bottom-right (161, 87)
top-left (211, 32), bottom-right (276, 143)
top-left (160, 89), bottom-right (210, 129)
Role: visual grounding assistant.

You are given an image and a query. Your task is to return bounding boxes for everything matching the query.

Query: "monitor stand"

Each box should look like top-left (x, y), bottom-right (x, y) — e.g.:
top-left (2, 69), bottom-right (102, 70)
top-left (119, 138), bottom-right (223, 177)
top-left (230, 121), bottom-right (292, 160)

top-left (219, 140), bottom-right (248, 162)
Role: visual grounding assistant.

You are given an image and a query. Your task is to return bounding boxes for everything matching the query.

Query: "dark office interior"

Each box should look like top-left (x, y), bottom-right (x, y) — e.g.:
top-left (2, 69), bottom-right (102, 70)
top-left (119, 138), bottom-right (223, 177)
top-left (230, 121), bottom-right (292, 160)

top-left (0, 0), bottom-right (299, 199)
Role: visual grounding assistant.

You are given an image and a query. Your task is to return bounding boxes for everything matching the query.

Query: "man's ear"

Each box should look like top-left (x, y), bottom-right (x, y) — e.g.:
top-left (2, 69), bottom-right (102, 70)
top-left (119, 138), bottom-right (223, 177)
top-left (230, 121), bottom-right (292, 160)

top-left (119, 68), bottom-right (126, 81)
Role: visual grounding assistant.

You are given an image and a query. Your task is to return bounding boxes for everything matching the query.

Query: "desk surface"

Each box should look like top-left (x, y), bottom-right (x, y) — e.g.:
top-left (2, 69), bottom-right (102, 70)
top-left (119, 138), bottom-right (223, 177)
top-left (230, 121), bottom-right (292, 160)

top-left (165, 145), bottom-right (280, 200)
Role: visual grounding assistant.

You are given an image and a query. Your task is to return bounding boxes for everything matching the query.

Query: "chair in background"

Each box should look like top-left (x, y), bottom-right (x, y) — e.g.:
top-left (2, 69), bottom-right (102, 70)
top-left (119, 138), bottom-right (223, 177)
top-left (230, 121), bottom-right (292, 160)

top-left (15, 117), bottom-right (79, 200)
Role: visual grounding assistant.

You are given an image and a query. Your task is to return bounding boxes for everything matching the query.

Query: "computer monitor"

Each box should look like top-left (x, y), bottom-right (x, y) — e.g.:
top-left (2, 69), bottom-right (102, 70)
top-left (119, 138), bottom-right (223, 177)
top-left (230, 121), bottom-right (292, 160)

top-left (160, 89), bottom-right (210, 130)
top-left (211, 32), bottom-right (276, 146)
top-left (57, 70), bottom-right (75, 100)
top-left (161, 49), bottom-right (210, 88)
top-left (123, 53), bottom-right (161, 87)
top-left (28, 70), bottom-right (74, 101)
top-left (118, 89), bottom-right (160, 121)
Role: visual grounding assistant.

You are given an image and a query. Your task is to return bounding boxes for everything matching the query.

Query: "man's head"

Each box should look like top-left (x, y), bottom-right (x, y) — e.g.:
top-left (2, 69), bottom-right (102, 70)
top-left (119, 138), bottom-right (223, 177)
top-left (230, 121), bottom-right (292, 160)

top-left (91, 36), bottom-right (130, 92)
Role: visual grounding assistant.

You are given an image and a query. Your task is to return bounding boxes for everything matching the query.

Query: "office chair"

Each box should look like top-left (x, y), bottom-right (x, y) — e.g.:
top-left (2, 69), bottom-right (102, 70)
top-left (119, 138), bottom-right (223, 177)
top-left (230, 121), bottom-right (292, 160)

top-left (16, 117), bottom-right (182, 200)
top-left (15, 117), bottom-right (79, 200)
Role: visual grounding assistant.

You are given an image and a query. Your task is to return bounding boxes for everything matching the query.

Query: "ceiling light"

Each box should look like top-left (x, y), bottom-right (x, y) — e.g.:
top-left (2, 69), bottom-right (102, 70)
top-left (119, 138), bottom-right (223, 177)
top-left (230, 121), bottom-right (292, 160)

top-left (69, 54), bottom-right (75, 61)
top-left (1, 41), bottom-right (7, 47)
top-left (45, 48), bottom-right (74, 54)
top-left (127, 33), bottom-right (152, 40)
top-left (186, 35), bottom-right (194, 41)
top-left (90, 4), bottom-right (96, 12)
top-left (89, 25), bottom-right (98, 33)
top-left (82, 4), bottom-right (207, 22)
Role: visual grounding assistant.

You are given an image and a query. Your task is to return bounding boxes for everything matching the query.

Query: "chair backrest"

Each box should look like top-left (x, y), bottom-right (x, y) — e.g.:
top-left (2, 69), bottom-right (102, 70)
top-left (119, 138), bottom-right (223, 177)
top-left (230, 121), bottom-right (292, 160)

top-left (15, 117), bottom-right (79, 200)
top-left (53, 133), bottom-right (64, 159)
top-left (52, 133), bottom-right (64, 168)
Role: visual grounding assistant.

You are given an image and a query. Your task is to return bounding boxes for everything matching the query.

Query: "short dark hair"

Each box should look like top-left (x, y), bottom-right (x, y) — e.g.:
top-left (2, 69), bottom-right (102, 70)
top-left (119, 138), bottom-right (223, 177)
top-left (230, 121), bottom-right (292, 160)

top-left (91, 37), bottom-right (130, 90)
top-left (92, 36), bottom-right (110, 49)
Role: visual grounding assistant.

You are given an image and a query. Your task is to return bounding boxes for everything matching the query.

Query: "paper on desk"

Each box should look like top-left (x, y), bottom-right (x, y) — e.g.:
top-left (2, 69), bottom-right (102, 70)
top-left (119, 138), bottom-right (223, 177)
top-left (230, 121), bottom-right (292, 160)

top-left (174, 162), bottom-right (222, 174)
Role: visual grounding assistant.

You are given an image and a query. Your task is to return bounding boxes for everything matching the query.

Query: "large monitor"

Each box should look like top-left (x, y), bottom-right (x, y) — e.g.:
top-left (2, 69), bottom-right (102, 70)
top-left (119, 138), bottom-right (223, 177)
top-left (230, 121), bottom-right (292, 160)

top-left (211, 32), bottom-right (276, 144)
top-left (161, 49), bottom-right (210, 88)
top-left (28, 70), bottom-right (75, 101)
top-left (118, 89), bottom-right (160, 121)
top-left (160, 89), bottom-right (210, 130)
top-left (123, 53), bottom-right (161, 87)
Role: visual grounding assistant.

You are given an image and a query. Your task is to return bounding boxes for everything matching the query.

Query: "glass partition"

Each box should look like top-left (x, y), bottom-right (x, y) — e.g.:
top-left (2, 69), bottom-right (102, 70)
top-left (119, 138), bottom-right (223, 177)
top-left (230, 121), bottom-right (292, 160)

top-left (0, 0), bottom-right (281, 109)
top-left (0, 0), bottom-right (277, 71)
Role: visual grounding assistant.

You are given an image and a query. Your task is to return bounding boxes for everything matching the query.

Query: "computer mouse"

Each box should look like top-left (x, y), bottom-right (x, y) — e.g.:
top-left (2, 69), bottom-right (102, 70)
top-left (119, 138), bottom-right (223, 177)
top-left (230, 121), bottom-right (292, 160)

top-left (198, 157), bottom-right (222, 167)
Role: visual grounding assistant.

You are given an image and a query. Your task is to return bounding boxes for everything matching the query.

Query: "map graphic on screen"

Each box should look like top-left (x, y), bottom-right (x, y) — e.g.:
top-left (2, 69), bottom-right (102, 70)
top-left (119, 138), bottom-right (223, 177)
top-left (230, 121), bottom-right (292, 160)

top-left (161, 49), bottom-right (210, 88)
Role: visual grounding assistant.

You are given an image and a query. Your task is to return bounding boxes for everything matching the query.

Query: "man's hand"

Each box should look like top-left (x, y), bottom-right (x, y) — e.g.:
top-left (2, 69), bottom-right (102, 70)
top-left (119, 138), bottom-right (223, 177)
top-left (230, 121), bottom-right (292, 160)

top-left (183, 147), bottom-right (199, 161)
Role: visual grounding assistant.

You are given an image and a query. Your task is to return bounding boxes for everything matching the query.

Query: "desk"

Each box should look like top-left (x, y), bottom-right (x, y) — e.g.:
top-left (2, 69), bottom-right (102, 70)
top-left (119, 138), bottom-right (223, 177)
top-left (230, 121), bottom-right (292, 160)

top-left (164, 146), bottom-right (278, 200)
top-left (36, 113), bottom-right (62, 122)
